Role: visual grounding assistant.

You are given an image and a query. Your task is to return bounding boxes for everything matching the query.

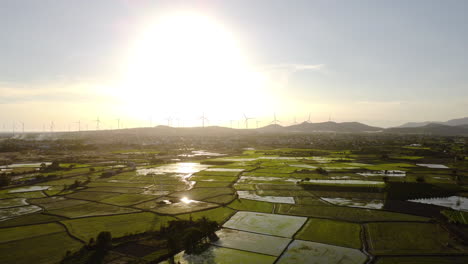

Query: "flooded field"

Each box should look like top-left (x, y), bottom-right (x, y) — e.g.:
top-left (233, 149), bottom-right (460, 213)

top-left (8, 186), bottom-right (50, 193)
top-left (409, 196), bottom-right (468, 211)
top-left (1, 146), bottom-right (467, 264)
top-left (321, 197), bottom-right (384, 209)
top-left (237, 191), bottom-right (295, 204)
top-left (416, 164), bottom-right (449, 169)
top-left (223, 211), bottom-right (307, 237)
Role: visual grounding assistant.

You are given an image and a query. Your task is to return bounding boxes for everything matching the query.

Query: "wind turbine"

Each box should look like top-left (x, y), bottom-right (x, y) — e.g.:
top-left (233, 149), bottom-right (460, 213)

top-left (50, 121), bottom-right (55, 133)
top-left (307, 113), bottom-right (312, 123)
top-left (243, 114), bottom-right (253, 129)
top-left (256, 120), bottom-right (261, 128)
top-left (75, 121), bottom-right (81, 132)
top-left (200, 113), bottom-right (208, 128)
top-left (115, 118), bottom-right (120, 129)
top-left (293, 116), bottom-right (298, 124)
top-left (166, 117), bottom-right (172, 127)
top-left (271, 113), bottom-right (280, 125)
top-left (93, 117), bottom-right (101, 130)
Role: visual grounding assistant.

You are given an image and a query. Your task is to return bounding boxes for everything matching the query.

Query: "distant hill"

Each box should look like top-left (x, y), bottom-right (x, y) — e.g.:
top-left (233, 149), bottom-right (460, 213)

top-left (257, 124), bottom-right (286, 132)
top-left (445, 117), bottom-right (468, 126)
top-left (285, 121), bottom-right (382, 133)
top-left (386, 123), bottom-right (468, 136)
top-left (256, 121), bottom-right (382, 133)
top-left (399, 117), bottom-right (468, 128)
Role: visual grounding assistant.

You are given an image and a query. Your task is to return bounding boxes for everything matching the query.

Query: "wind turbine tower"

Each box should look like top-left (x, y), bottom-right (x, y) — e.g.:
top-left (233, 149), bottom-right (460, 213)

top-left (200, 113), bottom-right (208, 128)
top-left (94, 117), bottom-right (101, 130)
top-left (243, 114), bottom-right (253, 129)
top-left (75, 121), bottom-right (81, 132)
top-left (271, 113), bottom-right (280, 125)
top-left (307, 113), bottom-right (312, 123)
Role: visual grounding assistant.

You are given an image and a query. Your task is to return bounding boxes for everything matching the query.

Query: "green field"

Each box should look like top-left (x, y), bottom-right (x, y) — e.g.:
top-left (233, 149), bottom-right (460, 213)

top-left (227, 199), bottom-right (274, 213)
top-left (61, 212), bottom-right (175, 241)
top-left (366, 222), bottom-right (458, 255)
top-left (295, 218), bottom-right (362, 249)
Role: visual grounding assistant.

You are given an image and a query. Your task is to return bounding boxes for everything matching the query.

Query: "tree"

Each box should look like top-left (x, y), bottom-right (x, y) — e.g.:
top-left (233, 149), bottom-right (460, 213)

top-left (0, 175), bottom-right (10, 187)
top-left (95, 231), bottom-right (112, 250)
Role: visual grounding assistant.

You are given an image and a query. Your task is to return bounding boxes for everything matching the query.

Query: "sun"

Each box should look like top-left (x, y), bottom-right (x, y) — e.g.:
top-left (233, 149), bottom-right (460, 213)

top-left (116, 12), bottom-right (269, 126)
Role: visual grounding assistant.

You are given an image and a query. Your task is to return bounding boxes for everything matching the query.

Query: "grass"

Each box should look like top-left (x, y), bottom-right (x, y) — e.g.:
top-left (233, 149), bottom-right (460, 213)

top-left (189, 175), bottom-right (238, 182)
top-left (204, 194), bottom-right (236, 204)
top-left (81, 186), bottom-right (144, 193)
top-left (100, 193), bottom-right (157, 206)
top-left (86, 181), bottom-right (151, 188)
top-left (10, 191), bottom-right (46, 198)
top-left (375, 256), bottom-right (468, 264)
top-left (227, 199), bottom-right (274, 213)
top-left (295, 218), bottom-right (362, 249)
top-left (233, 183), bottom-right (256, 190)
top-left (0, 213), bottom-right (65, 228)
top-left (169, 187), bottom-right (234, 201)
top-left (0, 232), bottom-right (83, 264)
top-left (366, 222), bottom-right (456, 255)
top-left (29, 197), bottom-right (90, 210)
top-left (48, 201), bottom-right (140, 218)
top-left (61, 212), bottom-right (176, 242)
top-left (176, 206), bottom-right (236, 224)
top-left (65, 191), bottom-right (120, 202)
top-left (194, 181), bottom-right (232, 188)
top-left (442, 210), bottom-right (468, 224)
top-left (194, 170), bottom-right (241, 177)
top-left (0, 222), bottom-right (65, 243)
top-left (277, 240), bottom-right (367, 264)
top-left (277, 204), bottom-right (429, 222)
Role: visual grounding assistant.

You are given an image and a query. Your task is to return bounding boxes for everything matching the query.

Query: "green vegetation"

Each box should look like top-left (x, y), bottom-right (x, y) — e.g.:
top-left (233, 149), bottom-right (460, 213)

top-left (375, 256), bottom-right (468, 264)
top-left (227, 199), bottom-right (274, 213)
top-left (65, 191), bottom-right (120, 202)
top-left (0, 232), bottom-right (83, 264)
top-left (442, 210), bottom-right (468, 224)
top-left (0, 222), bottom-right (65, 243)
top-left (61, 212), bottom-right (176, 242)
top-left (277, 204), bottom-right (429, 222)
top-left (295, 218), bottom-right (362, 249)
top-left (169, 187), bottom-right (234, 201)
top-left (0, 213), bottom-right (65, 228)
top-left (49, 202), bottom-right (140, 218)
top-left (100, 193), bottom-right (157, 206)
top-left (176, 206), bottom-right (236, 224)
top-left (366, 222), bottom-right (456, 255)
top-left (1, 138), bottom-right (467, 263)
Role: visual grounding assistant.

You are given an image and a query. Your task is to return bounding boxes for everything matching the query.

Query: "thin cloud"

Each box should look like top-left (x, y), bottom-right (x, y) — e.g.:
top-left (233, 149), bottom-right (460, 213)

top-left (258, 63), bottom-right (324, 87)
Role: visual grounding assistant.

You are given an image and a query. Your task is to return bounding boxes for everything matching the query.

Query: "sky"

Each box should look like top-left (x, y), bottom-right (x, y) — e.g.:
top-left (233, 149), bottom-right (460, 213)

top-left (1, 0), bottom-right (467, 131)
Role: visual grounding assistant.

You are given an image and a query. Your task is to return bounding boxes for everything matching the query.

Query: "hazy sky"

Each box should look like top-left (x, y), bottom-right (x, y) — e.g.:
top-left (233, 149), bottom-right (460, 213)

top-left (1, 0), bottom-right (467, 130)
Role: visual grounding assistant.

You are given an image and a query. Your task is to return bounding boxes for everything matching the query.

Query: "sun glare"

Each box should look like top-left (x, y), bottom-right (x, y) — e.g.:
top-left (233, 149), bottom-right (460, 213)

top-left (117, 12), bottom-right (268, 125)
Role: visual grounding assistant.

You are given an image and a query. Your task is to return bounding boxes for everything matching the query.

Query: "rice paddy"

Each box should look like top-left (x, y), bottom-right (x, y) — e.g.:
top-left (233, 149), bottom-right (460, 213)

top-left (1, 146), bottom-right (466, 263)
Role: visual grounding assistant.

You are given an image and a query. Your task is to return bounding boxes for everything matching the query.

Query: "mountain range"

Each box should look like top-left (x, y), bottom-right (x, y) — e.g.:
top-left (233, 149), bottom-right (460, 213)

top-left (398, 117), bottom-right (468, 128)
top-left (3, 118), bottom-right (468, 139)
